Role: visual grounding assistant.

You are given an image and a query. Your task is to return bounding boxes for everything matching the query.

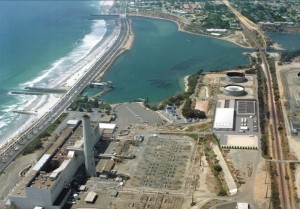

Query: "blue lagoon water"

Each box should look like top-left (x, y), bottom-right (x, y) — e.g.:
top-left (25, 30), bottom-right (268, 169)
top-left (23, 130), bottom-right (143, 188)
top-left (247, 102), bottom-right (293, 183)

top-left (268, 32), bottom-right (300, 51)
top-left (0, 1), bottom-right (108, 142)
top-left (0, 3), bottom-right (253, 144)
top-left (102, 17), bottom-right (250, 104)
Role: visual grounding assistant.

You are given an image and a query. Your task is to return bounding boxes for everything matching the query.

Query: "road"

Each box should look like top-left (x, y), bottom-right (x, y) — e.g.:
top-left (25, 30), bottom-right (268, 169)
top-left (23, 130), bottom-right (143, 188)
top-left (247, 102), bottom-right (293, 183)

top-left (222, 1), bottom-right (290, 208)
top-left (222, 0), bottom-right (267, 49)
top-left (0, 18), bottom-right (129, 173)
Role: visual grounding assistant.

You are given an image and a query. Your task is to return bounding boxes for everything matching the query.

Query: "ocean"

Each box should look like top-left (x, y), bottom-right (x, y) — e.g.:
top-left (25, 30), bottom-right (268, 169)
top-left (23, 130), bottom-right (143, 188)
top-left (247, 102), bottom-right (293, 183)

top-left (2, 1), bottom-right (300, 146)
top-left (0, 1), bottom-right (110, 143)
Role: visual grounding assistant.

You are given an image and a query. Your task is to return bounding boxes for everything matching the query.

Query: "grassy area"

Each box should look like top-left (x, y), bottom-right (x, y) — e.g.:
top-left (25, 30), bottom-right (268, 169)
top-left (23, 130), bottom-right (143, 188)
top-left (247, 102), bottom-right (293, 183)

top-left (280, 50), bottom-right (300, 63)
top-left (22, 113), bottom-right (68, 155)
top-left (185, 123), bottom-right (211, 132)
top-left (269, 162), bottom-right (281, 209)
top-left (203, 134), bottom-right (228, 196)
top-left (260, 134), bottom-right (270, 158)
top-left (267, 57), bottom-right (280, 101)
top-left (256, 62), bottom-right (268, 134)
top-left (22, 138), bottom-right (43, 155)
top-left (69, 96), bottom-right (111, 112)
top-left (204, 144), bottom-right (228, 196)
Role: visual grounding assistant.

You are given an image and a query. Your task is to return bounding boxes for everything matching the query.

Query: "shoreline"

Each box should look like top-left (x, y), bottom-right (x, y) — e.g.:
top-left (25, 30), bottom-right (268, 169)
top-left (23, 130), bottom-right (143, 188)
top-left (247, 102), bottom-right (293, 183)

top-left (0, 14), bottom-right (132, 152)
top-left (0, 1), bottom-right (118, 150)
top-left (1, 10), bottom-right (254, 150)
top-left (129, 13), bottom-right (254, 49)
top-left (184, 76), bottom-right (189, 92)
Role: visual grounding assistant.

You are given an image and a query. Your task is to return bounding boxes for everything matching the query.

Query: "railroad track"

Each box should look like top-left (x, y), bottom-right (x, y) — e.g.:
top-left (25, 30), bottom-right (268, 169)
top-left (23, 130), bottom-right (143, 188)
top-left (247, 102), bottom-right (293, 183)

top-left (222, 1), bottom-right (290, 208)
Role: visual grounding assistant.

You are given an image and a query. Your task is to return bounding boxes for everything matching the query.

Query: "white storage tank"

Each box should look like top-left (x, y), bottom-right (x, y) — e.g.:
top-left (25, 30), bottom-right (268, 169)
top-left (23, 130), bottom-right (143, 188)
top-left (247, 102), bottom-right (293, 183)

top-left (223, 84), bottom-right (246, 96)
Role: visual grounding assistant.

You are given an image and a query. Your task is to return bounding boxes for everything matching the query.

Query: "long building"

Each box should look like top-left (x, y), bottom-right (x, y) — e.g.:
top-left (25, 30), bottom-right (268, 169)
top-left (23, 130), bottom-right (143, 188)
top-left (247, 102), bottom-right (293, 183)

top-left (9, 118), bottom-right (100, 209)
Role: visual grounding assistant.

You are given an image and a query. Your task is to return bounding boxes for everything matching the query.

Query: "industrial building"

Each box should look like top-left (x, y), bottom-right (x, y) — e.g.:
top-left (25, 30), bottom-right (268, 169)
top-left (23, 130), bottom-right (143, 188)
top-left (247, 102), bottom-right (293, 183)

top-left (213, 108), bottom-right (235, 131)
top-left (214, 99), bottom-right (259, 148)
top-left (223, 84), bottom-right (246, 96)
top-left (226, 72), bottom-right (246, 83)
top-left (99, 123), bottom-right (117, 139)
top-left (9, 116), bottom-right (100, 209)
top-left (213, 99), bottom-right (258, 133)
top-left (213, 99), bottom-right (235, 131)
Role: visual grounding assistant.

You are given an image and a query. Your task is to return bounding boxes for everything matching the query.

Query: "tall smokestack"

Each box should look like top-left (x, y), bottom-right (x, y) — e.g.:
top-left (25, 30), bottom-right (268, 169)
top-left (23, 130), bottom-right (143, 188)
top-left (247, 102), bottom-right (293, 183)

top-left (82, 115), bottom-right (96, 177)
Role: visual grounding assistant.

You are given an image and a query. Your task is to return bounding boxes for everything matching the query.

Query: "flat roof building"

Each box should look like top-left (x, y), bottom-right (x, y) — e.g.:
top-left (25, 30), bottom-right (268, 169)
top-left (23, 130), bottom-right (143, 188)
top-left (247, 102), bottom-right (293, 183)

top-left (237, 202), bottom-right (249, 209)
top-left (99, 123), bottom-right (117, 130)
top-left (84, 191), bottom-right (97, 203)
top-left (213, 108), bottom-right (235, 131)
top-left (9, 116), bottom-right (100, 209)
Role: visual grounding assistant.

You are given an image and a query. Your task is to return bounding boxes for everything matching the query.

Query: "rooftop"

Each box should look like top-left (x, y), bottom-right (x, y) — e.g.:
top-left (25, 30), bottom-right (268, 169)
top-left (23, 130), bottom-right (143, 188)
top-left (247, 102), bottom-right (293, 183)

top-left (28, 126), bottom-right (83, 189)
top-left (213, 108), bottom-right (234, 129)
top-left (99, 123), bottom-right (117, 130)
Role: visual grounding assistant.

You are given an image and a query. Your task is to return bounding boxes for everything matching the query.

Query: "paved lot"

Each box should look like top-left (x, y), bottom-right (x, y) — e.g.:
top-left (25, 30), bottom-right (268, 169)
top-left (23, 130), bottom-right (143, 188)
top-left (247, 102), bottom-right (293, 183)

top-left (222, 135), bottom-right (258, 148)
top-left (0, 153), bottom-right (37, 206)
top-left (113, 102), bottom-right (164, 134)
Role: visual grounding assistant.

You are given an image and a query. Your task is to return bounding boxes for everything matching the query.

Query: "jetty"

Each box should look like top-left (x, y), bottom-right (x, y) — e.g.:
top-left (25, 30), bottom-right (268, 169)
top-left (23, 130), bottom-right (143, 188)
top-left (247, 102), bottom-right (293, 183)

top-left (24, 86), bottom-right (67, 94)
top-left (89, 14), bottom-right (120, 20)
top-left (12, 110), bottom-right (37, 115)
top-left (10, 91), bottom-right (45, 96)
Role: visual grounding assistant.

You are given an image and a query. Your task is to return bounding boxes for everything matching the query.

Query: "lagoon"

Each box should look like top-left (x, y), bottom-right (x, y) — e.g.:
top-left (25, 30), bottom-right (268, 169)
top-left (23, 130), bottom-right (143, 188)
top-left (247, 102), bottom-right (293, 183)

top-left (101, 17), bottom-right (250, 105)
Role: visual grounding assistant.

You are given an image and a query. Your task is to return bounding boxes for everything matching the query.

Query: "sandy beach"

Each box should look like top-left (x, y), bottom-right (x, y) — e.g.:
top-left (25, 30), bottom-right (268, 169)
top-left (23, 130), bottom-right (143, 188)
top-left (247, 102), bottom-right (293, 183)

top-left (0, 1), bottom-right (117, 151)
top-left (270, 42), bottom-right (286, 50)
top-left (184, 75), bottom-right (189, 92)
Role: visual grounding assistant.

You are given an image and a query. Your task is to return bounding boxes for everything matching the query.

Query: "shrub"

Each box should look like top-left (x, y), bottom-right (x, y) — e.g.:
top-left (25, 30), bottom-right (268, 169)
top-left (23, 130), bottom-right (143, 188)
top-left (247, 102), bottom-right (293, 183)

top-left (218, 188), bottom-right (227, 196)
top-left (214, 164), bottom-right (222, 173)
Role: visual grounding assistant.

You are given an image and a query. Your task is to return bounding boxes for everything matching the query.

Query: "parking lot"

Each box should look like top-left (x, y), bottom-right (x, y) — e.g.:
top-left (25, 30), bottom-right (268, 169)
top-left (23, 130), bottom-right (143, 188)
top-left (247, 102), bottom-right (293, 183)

top-left (113, 102), bottom-right (164, 134)
top-left (157, 105), bottom-right (186, 124)
top-left (234, 100), bottom-right (258, 134)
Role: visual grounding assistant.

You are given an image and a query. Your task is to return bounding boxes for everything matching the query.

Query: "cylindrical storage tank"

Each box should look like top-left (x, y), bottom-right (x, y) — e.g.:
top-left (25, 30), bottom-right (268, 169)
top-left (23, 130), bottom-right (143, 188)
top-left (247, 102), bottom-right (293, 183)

top-left (226, 72), bottom-right (246, 83)
top-left (223, 84), bottom-right (246, 96)
top-left (298, 72), bottom-right (300, 78)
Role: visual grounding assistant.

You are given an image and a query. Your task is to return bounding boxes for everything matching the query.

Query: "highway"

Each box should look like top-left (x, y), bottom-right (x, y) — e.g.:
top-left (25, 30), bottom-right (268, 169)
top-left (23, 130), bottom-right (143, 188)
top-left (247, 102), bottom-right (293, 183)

top-left (0, 18), bottom-right (129, 173)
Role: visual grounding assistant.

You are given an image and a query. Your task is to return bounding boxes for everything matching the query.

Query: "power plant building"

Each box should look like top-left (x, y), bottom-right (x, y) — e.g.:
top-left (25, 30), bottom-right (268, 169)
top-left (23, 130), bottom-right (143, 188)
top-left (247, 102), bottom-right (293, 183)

top-left (9, 116), bottom-right (100, 209)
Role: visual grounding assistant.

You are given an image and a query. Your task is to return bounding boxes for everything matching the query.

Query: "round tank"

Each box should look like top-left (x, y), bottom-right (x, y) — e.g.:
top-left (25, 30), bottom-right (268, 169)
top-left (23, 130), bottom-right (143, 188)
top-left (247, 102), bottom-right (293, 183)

top-left (223, 84), bottom-right (246, 96)
top-left (226, 72), bottom-right (246, 83)
top-left (298, 72), bottom-right (300, 78)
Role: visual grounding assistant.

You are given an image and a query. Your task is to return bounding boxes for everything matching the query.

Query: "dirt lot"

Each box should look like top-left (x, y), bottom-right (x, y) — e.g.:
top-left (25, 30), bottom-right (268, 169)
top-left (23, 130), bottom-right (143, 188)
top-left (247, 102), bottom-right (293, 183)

top-left (0, 152), bottom-right (37, 208)
top-left (195, 100), bottom-right (209, 114)
top-left (116, 136), bottom-right (194, 191)
top-left (276, 61), bottom-right (300, 206)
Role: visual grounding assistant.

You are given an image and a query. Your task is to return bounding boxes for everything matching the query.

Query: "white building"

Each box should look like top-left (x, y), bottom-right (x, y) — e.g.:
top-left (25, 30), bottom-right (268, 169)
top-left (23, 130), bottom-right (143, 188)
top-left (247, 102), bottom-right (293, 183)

top-left (213, 108), bottom-right (235, 131)
top-left (237, 202), bottom-right (249, 209)
top-left (9, 118), bottom-right (100, 209)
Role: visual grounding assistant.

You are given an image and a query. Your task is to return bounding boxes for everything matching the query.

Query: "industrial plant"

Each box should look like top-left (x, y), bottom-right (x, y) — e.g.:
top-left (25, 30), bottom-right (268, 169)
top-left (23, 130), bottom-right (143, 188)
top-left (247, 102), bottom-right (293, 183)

top-left (226, 72), bottom-right (246, 83)
top-left (223, 84), bottom-right (246, 96)
top-left (8, 115), bottom-right (100, 209)
top-left (213, 99), bottom-right (259, 149)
